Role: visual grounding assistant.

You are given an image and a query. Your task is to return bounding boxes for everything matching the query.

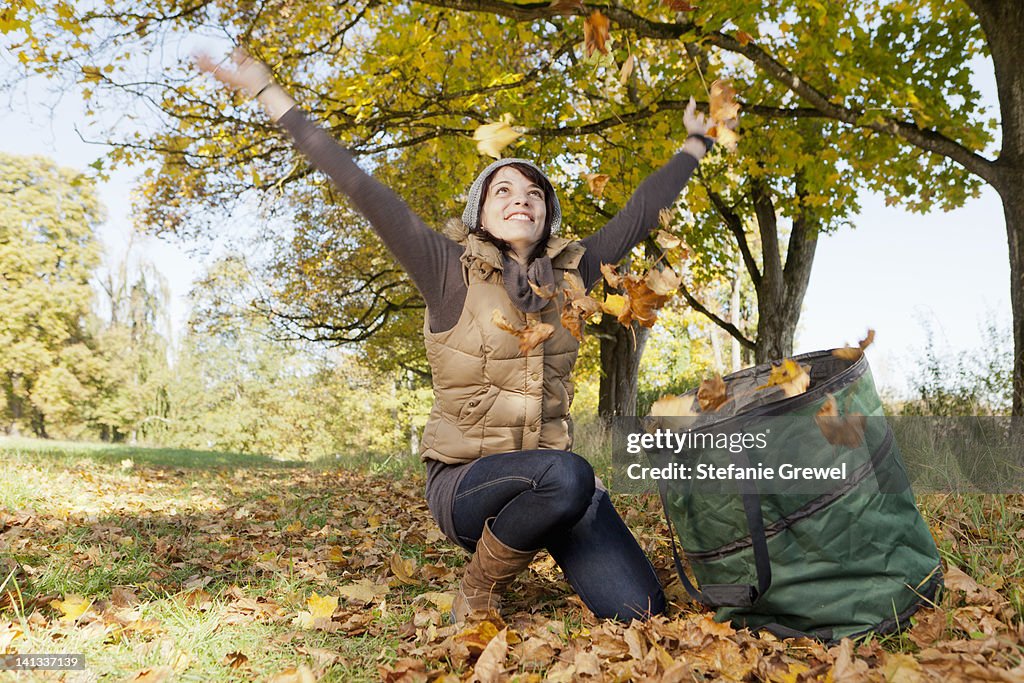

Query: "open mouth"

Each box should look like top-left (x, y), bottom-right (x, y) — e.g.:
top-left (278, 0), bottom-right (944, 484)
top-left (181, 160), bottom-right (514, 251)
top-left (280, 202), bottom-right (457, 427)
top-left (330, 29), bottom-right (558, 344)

top-left (505, 212), bottom-right (533, 222)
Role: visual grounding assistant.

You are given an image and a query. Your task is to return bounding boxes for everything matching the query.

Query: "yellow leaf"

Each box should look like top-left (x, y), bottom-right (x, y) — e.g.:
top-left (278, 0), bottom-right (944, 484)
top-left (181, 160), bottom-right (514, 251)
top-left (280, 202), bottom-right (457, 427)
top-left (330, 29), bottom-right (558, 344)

top-left (654, 229), bottom-right (681, 250)
top-left (832, 328), bottom-right (875, 361)
top-left (338, 578), bottom-right (389, 604)
top-left (601, 294), bottom-right (628, 317)
top-left (50, 594), bottom-right (91, 623)
top-left (756, 359), bottom-right (811, 398)
top-left (473, 115), bottom-right (522, 159)
top-left (618, 53), bottom-right (635, 83)
top-left (307, 592), bottom-right (337, 620)
top-left (645, 267), bottom-right (680, 296)
top-left (415, 591), bottom-right (455, 612)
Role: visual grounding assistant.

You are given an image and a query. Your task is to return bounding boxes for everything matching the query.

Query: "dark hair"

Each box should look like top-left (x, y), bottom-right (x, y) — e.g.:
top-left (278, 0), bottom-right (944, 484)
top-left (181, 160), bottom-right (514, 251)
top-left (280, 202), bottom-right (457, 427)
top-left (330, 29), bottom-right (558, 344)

top-left (472, 162), bottom-right (556, 263)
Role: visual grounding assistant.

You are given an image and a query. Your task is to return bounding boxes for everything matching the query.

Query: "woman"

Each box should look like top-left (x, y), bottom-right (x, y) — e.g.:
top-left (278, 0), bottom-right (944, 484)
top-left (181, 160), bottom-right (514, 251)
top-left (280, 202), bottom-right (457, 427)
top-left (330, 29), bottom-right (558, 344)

top-left (198, 48), bottom-right (715, 622)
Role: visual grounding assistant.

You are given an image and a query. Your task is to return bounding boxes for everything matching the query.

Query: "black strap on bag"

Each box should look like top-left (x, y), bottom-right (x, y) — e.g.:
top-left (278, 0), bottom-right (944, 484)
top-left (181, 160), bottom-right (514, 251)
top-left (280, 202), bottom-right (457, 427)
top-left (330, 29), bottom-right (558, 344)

top-left (656, 447), bottom-right (772, 608)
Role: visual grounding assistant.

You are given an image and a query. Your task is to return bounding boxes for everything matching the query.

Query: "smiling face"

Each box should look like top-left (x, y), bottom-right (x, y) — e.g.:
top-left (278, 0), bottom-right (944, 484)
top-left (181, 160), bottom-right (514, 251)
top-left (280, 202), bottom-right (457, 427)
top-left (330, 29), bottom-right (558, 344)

top-left (478, 166), bottom-right (549, 261)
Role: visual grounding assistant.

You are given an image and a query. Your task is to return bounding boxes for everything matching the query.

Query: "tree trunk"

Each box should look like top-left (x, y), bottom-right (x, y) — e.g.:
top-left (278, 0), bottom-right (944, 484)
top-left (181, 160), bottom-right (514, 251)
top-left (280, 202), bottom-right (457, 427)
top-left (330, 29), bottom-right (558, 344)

top-left (597, 315), bottom-right (650, 420)
top-left (967, 0), bottom-right (1024, 415)
top-left (751, 177), bottom-right (820, 365)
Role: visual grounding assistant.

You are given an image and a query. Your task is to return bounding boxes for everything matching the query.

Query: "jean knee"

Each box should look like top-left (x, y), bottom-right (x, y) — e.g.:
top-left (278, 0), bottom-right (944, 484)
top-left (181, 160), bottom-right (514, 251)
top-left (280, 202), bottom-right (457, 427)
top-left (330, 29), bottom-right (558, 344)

top-left (537, 452), bottom-right (595, 524)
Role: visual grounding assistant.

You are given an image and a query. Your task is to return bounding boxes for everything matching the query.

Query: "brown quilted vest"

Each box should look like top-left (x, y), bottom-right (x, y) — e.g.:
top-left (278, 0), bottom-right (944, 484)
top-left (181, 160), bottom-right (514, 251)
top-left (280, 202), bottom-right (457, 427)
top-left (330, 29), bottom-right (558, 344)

top-left (419, 229), bottom-right (586, 464)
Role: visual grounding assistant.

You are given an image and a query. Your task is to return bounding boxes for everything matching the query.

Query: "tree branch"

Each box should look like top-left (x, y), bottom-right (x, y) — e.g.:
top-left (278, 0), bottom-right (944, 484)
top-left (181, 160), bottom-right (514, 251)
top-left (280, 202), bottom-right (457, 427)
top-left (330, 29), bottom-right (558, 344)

top-left (676, 279), bottom-right (755, 350)
top-left (705, 185), bottom-right (762, 289)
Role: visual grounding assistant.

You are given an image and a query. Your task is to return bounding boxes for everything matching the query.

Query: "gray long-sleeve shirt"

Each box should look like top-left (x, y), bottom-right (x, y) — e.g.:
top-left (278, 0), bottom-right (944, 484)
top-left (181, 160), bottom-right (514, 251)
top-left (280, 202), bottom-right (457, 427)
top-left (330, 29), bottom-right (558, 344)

top-left (278, 106), bottom-right (700, 546)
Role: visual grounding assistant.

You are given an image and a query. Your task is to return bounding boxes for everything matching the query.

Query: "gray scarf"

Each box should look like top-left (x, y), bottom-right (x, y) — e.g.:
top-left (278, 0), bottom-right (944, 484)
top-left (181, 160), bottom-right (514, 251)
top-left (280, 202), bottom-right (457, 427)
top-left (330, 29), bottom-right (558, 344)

top-left (501, 253), bottom-right (555, 313)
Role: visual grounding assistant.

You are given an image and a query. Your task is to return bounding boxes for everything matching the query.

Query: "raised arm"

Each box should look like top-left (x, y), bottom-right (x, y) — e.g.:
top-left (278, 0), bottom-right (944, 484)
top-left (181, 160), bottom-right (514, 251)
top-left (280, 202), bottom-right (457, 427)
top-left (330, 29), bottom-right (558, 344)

top-left (195, 48), bottom-right (463, 312)
top-left (579, 98), bottom-right (714, 290)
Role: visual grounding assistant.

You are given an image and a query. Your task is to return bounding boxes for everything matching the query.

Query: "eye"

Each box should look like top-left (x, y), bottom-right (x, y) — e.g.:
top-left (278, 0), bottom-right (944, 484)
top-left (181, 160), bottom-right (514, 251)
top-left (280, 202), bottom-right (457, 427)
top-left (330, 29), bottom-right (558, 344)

top-left (529, 190), bottom-right (543, 199)
top-left (494, 186), bottom-right (508, 195)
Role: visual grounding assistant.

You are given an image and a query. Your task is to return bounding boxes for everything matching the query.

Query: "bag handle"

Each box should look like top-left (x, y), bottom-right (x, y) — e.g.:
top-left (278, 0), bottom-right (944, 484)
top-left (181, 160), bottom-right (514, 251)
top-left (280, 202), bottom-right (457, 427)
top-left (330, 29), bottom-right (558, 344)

top-left (657, 448), bottom-right (772, 608)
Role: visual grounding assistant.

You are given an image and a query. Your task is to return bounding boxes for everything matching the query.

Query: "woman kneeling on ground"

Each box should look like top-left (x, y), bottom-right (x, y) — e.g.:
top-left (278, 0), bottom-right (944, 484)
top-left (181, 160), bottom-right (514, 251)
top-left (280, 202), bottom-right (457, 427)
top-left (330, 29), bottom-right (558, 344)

top-left (198, 47), bottom-right (715, 623)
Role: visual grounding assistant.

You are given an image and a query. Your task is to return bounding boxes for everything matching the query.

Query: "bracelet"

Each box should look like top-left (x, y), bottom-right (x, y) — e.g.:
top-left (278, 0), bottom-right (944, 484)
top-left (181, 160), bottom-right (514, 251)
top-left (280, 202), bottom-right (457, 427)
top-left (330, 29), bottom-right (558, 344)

top-left (686, 133), bottom-right (715, 154)
top-left (253, 81), bottom-right (275, 98)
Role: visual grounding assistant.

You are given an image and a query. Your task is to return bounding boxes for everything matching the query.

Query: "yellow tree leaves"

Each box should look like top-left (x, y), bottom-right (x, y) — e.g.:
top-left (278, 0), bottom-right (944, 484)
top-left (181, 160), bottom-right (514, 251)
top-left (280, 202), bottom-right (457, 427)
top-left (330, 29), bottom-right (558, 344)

top-left (472, 114), bottom-right (521, 159)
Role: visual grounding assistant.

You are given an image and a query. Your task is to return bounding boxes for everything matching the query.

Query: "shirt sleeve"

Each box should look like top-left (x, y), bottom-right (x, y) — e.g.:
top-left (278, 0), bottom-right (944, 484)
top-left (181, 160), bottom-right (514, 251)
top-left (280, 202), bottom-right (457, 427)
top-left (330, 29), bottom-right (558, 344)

top-left (276, 106), bottom-right (463, 314)
top-left (578, 151), bottom-right (700, 290)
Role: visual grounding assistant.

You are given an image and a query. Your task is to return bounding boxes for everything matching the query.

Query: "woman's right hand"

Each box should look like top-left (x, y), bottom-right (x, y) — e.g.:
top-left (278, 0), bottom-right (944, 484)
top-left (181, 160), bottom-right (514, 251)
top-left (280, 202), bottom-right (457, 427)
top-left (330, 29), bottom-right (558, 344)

top-left (195, 47), bottom-right (296, 122)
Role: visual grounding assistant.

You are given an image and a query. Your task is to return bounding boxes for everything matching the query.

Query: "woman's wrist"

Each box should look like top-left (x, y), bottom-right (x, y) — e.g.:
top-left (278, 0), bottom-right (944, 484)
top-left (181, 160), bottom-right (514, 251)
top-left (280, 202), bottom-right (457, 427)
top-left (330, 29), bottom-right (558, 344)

top-left (681, 135), bottom-right (710, 160)
top-left (256, 83), bottom-right (297, 123)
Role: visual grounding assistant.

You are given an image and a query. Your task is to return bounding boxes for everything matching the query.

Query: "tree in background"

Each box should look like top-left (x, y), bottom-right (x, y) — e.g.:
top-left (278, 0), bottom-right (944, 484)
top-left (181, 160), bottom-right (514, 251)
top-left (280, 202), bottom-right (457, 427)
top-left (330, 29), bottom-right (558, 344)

top-left (0, 152), bottom-right (103, 437)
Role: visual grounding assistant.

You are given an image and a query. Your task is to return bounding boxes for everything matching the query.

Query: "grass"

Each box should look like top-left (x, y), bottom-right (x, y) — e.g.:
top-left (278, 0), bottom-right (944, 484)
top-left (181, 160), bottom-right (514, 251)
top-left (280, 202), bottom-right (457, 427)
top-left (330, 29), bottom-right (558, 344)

top-left (1, 434), bottom-right (1022, 681)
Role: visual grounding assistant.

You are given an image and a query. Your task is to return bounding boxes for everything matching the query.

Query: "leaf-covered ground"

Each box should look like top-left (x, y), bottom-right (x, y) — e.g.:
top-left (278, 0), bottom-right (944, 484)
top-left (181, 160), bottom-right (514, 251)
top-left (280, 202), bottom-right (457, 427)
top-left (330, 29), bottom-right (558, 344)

top-left (1, 438), bottom-right (1022, 682)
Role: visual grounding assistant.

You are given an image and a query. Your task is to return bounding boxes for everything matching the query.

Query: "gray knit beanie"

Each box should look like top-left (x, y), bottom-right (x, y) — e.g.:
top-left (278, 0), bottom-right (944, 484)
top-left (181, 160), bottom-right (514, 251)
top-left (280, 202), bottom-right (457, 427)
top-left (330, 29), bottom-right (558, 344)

top-left (461, 158), bottom-right (562, 234)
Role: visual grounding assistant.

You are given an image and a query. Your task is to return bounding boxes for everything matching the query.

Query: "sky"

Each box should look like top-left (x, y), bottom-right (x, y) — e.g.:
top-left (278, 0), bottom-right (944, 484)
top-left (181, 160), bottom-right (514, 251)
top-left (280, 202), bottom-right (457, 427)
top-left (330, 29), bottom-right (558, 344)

top-left (0, 44), bottom-right (1010, 399)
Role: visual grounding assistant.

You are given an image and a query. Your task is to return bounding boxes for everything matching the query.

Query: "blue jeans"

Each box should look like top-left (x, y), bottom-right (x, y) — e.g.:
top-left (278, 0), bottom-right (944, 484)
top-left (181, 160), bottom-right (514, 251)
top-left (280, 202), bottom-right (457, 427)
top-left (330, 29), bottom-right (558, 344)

top-left (452, 449), bottom-right (666, 621)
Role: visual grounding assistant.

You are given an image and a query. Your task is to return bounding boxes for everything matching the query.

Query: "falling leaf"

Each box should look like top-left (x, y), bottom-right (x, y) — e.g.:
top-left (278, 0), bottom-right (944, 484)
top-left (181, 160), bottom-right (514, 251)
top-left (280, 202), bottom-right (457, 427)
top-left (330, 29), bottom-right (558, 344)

top-left (601, 294), bottom-right (628, 317)
top-left (650, 394), bottom-right (698, 417)
top-left (815, 394), bottom-right (866, 448)
top-left (600, 262), bottom-right (623, 288)
top-left (473, 114), bottom-right (522, 159)
top-left (757, 359), bottom-right (811, 397)
top-left (222, 652), bottom-right (249, 669)
top-left (51, 594), bottom-right (91, 623)
top-left (618, 54), bottom-right (635, 83)
top-left (619, 276), bottom-right (671, 328)
top-left (389, 553), bottom-right (420, 585)
top-left (832, 328), bottom-right (876, 361)
top-left (645, 267), bottom-right (681, 296)
top-left (582, 172), bottom-right (610, 197)
top-left (663, 0), bottom-right (698, 10)
top-left (491, 310), bottom-right (555, 354)
top-left (710, 79), bottom-right (741, 121)
top-left (528, 281), bottom-right (556, 300)
top-left (338, 578), bottom-right (389, 604)
top-left (583, 10), bottom-right (611, 57)
top-left (654, 229), bottom-right (681, 250)
top-left (472, 627), bottom-right (509, 683)
top-left (736, 30), bottom-right (754, 45)
top-left (697, 374), bottom-right (728, 411)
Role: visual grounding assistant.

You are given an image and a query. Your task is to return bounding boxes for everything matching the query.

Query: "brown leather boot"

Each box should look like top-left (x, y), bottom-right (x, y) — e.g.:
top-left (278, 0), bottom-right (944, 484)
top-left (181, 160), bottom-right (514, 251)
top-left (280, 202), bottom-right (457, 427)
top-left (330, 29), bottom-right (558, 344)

top-left (451, 519), bottom-right (537, 622)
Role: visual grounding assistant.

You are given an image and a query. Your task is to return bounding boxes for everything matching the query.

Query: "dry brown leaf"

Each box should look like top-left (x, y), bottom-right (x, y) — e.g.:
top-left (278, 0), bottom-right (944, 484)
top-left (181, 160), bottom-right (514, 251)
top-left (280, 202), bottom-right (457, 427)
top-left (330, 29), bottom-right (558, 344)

top-left (491, 310), bottom-right (555, 354)
top-left (338, 578), bottom-right (389, 604)
top-left (710, 79), bottom-right (740, 121)
top-left (619, 53), bottom-right (635, 83)
top-left (645, 267), bottom-right (681, 296)
top-left (560, 272), bottom-right (602, 341)
top-left (757, 359), bottom-right (811, 398)
top-left (583, 10), bottom-right (611, 57)
top-left (663, 0), bottom-right (698, 10)
top-left (697, 374), bottom-right (728, 412)
top-left (390, 553), bottom-right (420, 585)
top-left (650, 394), bottom-right (698, 417)
top-left (378, 658), bottom-right (428, 683)
top-left (473, 115), bottom-right (522, 159)
top-left (600, 262), bottom-right (622, 288)
top-left (472, 626), bottom-right (509, 683)
top-left (833, 329), bottom-right (876, 361)
top-left (131, 667), bottom-right (174, 683)
top-left (456, 619), bottom-right (501, 655)
top-left (736, 30), bottom-right (754, 45)
top-left (414, 591), bottom-right (455, 612)
top-left (583, 172), bottom-right (610, 197)
top-left (880, 652), bottom-right (924, 683)
top-left (222, 651), bottom-right (249, 669)
top-left (528, 280), bottom-right (556, 300)
top-left (815, 394), bottom-right (866, 448)
top-left (654, 229), bottom-right (682, 250)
